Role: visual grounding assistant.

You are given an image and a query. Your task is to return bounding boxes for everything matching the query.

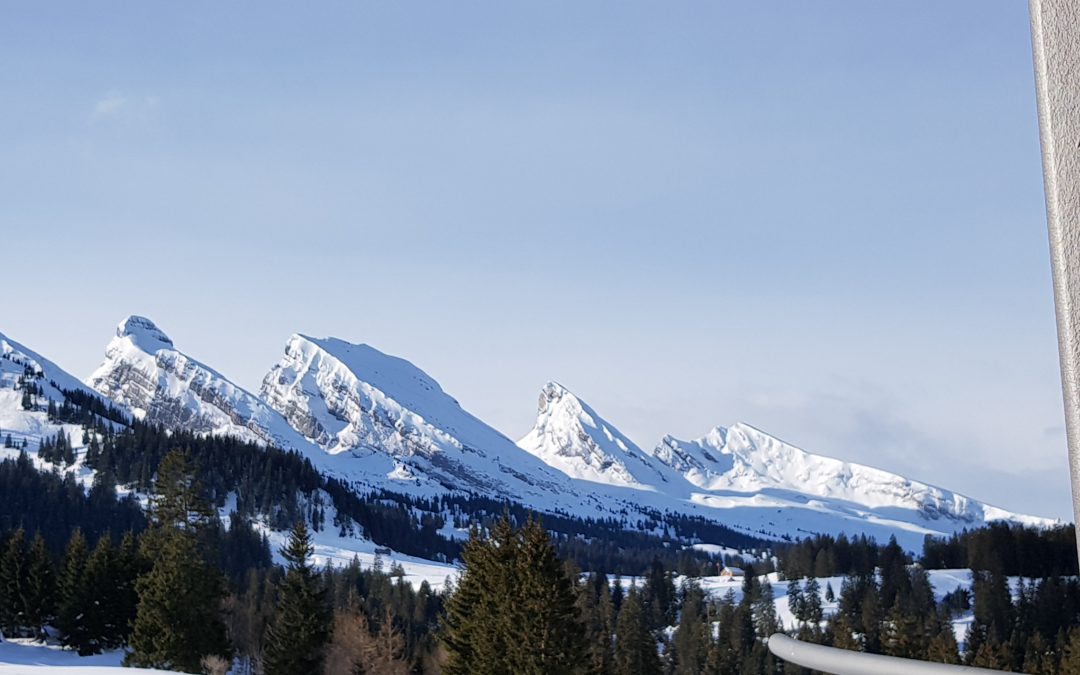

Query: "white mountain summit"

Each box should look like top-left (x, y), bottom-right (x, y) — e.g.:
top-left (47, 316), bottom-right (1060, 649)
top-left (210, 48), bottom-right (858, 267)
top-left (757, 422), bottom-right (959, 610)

top-left (517, 382), bottom-right (670, 489)
top-left (257, 334), bottom-right (577, 501)
top-left (86, 315), bottom-right (314, 452)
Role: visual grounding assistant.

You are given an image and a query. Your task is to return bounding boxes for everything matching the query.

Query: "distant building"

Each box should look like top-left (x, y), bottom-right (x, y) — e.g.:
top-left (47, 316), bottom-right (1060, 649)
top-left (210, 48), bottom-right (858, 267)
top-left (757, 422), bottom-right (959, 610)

top-left (374, 547), bottom-right (392, 556)
top-left (719, 566), bottom-right (745, 581)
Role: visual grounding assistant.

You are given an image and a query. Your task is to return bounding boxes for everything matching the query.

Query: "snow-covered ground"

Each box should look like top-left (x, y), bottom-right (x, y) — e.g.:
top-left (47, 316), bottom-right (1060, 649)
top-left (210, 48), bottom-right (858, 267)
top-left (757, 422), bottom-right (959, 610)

top-left (260, 521), bottom-right (459, 593)
top-left (0, 639), bottom-right (176, 674)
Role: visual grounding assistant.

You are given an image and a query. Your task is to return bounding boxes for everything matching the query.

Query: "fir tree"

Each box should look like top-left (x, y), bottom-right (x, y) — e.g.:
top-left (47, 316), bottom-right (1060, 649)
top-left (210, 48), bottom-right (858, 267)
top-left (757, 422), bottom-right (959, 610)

top-left (22, 532), bottom-right (55, 640)
top-left (578, 573), bottom-right (615, 675)
top-left (509, 517), bottom-right (584, 675)
top-left (802, 577), bottom-right (823, 625)
top-left (126, 450), bottom-right (230, 672)
top-left (262, 520), bottom-right (332, 675)
top-left (614, 584), bottom-right (661, 675)
top-left (0, 528), bottom-right (28, 637)
top-left (441, 516), bottom-right (585, 675)
top-left (127, 528), bottom-right (231, 672)
top-left (57, 529), bottom-right (92, 653)
top-left (671, 581), bottom-right (708, 675)
top-left (925, 626), bottom-right (960, 665)
top-left (787, 579), bottom-right (804, 625)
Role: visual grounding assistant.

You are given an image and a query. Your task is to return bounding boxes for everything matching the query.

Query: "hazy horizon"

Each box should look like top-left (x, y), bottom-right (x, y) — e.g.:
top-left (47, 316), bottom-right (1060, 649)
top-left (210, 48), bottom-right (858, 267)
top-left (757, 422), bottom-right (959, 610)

top-left (2, 2), bottom-right (1070, 520)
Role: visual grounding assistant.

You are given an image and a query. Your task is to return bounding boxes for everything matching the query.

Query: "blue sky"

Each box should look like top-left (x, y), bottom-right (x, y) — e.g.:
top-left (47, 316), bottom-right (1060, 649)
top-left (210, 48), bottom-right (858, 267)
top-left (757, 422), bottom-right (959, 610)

top-left (2, 2), bottom-right (1070, 518)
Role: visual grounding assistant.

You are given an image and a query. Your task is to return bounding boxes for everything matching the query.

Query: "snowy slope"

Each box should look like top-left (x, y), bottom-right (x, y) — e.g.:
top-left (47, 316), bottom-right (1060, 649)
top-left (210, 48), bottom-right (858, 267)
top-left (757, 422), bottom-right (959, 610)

top-left (513, 383), bottom-right (1055, 545)
top-left (0, 639), bottom-right (177, 674)
top-left (517, 382), bottom-right (670, 489)
top-left (651, 423), bottom-right (1052, 528)
top-left (0, 330), bottom-right (113, 481)
top-left (258, 335), bottom-right (579, 503)
top-left (86, 316), bottom-right (317, 452)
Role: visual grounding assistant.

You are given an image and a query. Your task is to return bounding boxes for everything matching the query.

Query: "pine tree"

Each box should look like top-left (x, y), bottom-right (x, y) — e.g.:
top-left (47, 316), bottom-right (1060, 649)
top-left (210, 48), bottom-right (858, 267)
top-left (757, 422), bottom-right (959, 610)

top-left (111, 531), bottom-right (142, 646)
top-left (614, 585), bottom-right (661, 675)
top-left (672, 581), bottom-right (708, 675)
top-left (579, 573), bottom-right (615, 675)
top-left (22, 533), bottom-right (55, 640)
top-left (925, 626), bottom-right (960, 665)
top-left (802, 577), bottom-right (823, 625)
top-left (262, 520), bottom-right (332, 675)
top-left (0, 528), bottom-right (28, 637)
top-left (787, 579), bottom-right (804, 625)
top-left (970, 640), bottom-right (1010, 670)
top-left (641, 556), bottom-right (676, 631)
top-left (441, 525), bottom-right (507, 675)
top-left (126, 529), bottom-right (231, 671)
top-left (57, 529), bottom-right (92, 652)
top-left (881, 602), bottom-right (920, 659)
top-left (126, 450), bottom-right (230, 672)
top-left (441, 516), bottom-right (585, 675)
top-left (753, 580), bottom-right (780, 638)
top-left (509, 517), bottom-right (584, 675)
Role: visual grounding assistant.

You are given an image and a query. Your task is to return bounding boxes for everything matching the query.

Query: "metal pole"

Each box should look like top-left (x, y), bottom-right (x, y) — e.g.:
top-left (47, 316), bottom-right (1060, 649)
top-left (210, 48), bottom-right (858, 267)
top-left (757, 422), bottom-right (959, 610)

top-left (767, 635), bottom-right (1007, 675)
top-left (1030, 0), bottom-right (1080, 550)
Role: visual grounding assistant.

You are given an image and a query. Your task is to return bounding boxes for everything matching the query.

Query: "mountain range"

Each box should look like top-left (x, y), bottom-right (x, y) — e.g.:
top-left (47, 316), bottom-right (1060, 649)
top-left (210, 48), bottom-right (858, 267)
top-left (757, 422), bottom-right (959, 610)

top-left (0, 315), bottom-right (1056, 552)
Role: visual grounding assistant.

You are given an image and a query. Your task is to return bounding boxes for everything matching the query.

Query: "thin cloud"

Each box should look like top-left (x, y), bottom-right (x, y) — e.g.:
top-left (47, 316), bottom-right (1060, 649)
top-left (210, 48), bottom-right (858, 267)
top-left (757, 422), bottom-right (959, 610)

top-left (91, 92), bottom-right (160, 119)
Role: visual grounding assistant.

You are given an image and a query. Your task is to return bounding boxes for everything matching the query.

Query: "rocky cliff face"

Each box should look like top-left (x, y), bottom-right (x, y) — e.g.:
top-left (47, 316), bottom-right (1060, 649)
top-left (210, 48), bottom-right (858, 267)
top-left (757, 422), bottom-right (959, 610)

top-left (87, 316), bottom-right (313, 450)
top-left (258, 334), bottom-right (577, 500)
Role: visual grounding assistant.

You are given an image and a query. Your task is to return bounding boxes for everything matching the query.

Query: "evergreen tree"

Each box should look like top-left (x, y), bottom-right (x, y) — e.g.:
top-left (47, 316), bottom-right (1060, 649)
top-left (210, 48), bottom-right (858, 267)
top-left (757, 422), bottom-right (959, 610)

top-left (641, 556), bottom-right (676, 631)
top-left (126, 450), bottom-right (230, 672)
top-left (0, 528), bottom-right (28, 637)
top-left (510, 517), bottom-right (585, 675)
top-left (441, 521), bottom-right (516, 675)
top-left (787, 579), bottom-right (804, 624)
top-left (671, 581), bottom-right (708, 675)
top-left (579, 573), bottom-right (615, 675)
top-left (57, 529), bottom-right (92, 653)
top-left (262, 520), bottom-right (332, 675)
top-left (111, 531), bottom-right (142, 647)
top-left (22, 532), bottom-right (55, 640)
top-left (925, 627), bottom-right (960, 665)
top-left (753, 580), bottom-right (780, 638)
top-left (614, 584), bottom-right (661, 675)
top-left (441, 517), bottom-right (586, 675)
top-left (802, 577), bottom-right (823, 625)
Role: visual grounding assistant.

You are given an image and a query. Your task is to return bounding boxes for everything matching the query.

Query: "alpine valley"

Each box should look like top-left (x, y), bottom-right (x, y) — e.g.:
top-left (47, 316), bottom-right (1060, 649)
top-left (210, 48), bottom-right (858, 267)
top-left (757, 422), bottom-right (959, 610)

top-left (0, 315), bottom-right (1054, 568)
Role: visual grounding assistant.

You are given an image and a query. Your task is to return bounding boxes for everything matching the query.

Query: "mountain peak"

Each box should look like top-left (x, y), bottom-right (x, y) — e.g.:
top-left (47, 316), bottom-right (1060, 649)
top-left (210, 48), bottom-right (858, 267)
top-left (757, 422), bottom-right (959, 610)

top-left (260, 334), bottom-right (572, 499)
top-left (537, 381), bottom-right (576, 413)
top-left (116, 315), bottom-right (173, 349)
top-left (519, 382), bottom-right (668, 489)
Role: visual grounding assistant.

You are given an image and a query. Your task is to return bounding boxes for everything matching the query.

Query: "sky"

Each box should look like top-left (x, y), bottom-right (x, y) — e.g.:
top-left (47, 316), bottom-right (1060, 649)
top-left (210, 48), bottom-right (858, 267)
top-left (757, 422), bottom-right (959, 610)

top-left (1, 2), bottom-right (1071, 519)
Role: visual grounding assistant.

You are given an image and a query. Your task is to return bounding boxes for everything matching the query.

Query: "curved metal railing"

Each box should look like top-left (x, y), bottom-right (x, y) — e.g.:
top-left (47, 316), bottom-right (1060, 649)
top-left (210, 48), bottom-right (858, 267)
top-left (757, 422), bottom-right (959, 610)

top-left (766, 635), bottom-right (1007, 675)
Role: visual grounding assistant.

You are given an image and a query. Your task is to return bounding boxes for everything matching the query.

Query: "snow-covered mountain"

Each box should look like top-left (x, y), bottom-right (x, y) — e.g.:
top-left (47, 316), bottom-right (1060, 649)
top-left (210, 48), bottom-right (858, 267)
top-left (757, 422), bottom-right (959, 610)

top-left (0, 329), bottom-right (118, 476)
top-left (86, 316), bottom-right (315, 452)
top-left (518, 382), bottom-right (671, 489)
top-left (514, 382), bottom-right (1056, 540)
top-left (650, 424), bottom-right (1039, 526)
top-left (58, 316), bottom-right (1056, 548)
top-left (258, 334), bottom-right (578, 502)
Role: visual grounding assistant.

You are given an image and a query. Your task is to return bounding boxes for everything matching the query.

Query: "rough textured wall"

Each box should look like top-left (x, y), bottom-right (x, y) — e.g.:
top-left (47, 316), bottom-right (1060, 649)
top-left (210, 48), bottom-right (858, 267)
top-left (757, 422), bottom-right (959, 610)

top-left (1030, 0), bottom-right (1080, 529)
